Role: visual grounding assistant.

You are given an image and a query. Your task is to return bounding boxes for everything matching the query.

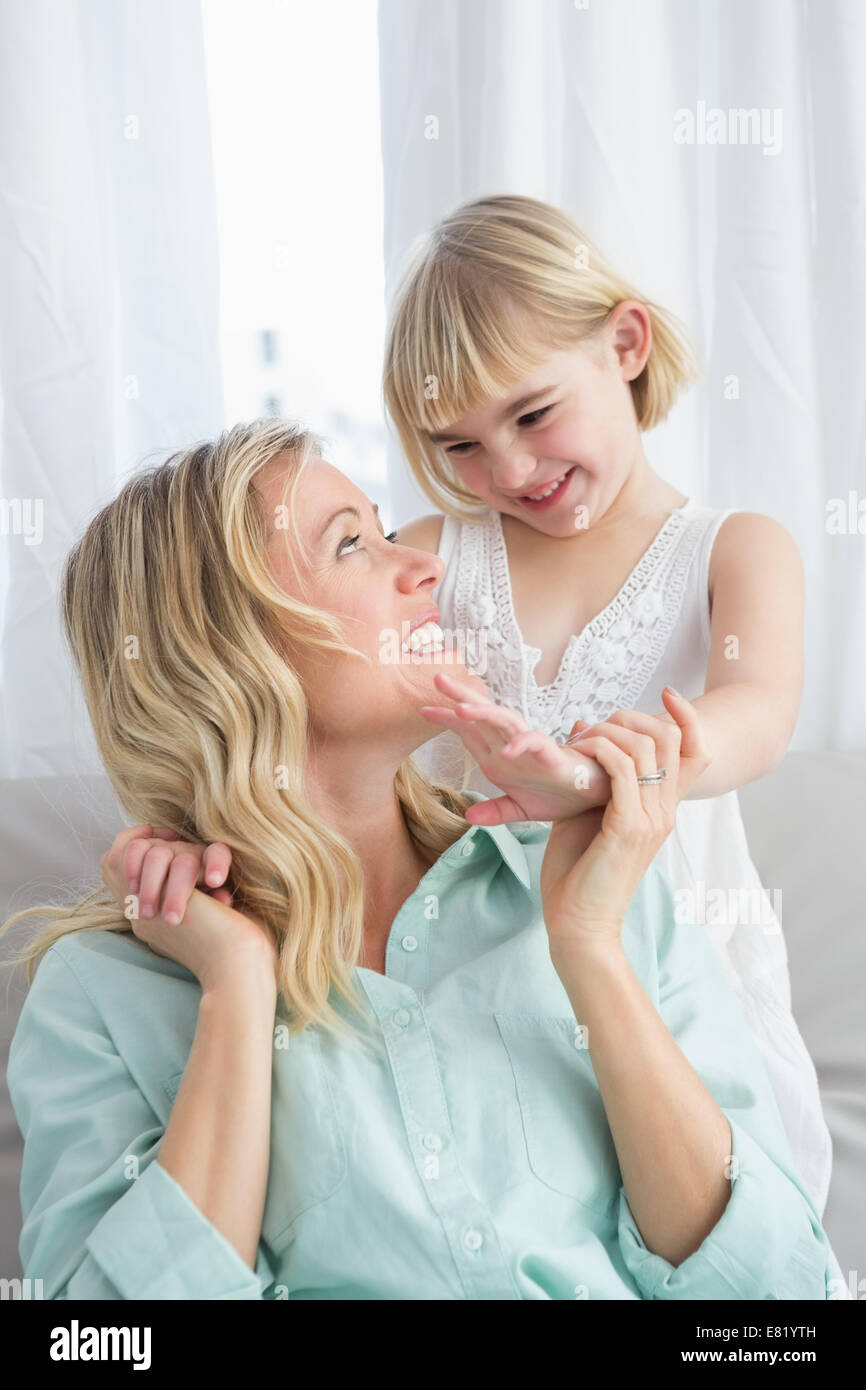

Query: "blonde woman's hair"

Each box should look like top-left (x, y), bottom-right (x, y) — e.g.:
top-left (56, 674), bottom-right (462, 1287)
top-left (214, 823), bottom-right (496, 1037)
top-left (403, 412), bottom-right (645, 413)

top-left (0, 418), bottom-right (475, 1044)
top-left (383, 194), bottom-right (701, 518)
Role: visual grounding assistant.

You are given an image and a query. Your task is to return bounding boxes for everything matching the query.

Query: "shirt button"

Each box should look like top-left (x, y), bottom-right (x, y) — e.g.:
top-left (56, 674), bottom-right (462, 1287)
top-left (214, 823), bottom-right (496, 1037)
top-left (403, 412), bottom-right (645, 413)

top-left (393, 1008), bottom-right (411, 1028)
top-left (422, 1133), bottom-right (442, 1152)
top-left (401, 935), bottom-right (418, 952)
top-left (462, 1228), bottom-right (484, 1251)
top-left (460, 840), bottom-right (475, 856)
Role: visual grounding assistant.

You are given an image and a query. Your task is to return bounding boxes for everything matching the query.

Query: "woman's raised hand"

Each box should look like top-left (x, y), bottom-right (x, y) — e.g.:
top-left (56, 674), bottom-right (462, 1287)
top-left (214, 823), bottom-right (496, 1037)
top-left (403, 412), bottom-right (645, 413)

top-left (419, 671), bottom-right (610, 823)
top-left (540, 689), bottom-right (709, 962)
top-left (565, 686), bottom-right (711, 804)
top-left (100, 826), bottom-right (277, 991)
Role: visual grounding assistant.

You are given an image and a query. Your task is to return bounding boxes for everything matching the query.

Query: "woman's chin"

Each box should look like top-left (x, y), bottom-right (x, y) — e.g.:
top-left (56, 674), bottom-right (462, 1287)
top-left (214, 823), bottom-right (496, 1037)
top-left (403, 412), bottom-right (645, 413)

top-left (401, 647), bottom-right (490, 711)
top-left (401, 643), bottom-right (469, 688)
top-left (403, 642), bottom-right (458, 675)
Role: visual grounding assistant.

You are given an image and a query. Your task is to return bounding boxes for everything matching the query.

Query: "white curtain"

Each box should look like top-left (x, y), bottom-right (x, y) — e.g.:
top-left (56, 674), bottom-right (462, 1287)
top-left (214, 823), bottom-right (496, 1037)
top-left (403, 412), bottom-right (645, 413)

top-left (0, 0), bottom-right (224, 779)
top-left (378, 0), bottom-right (866, 750)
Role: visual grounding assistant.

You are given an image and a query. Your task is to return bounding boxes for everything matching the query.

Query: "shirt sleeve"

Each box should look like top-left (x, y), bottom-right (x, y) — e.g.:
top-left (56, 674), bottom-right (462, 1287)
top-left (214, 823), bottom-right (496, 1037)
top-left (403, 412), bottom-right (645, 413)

top-left (7, 943), bottom-right (276, 1300)
top-left (616, 867), bottom-right (832, 1300)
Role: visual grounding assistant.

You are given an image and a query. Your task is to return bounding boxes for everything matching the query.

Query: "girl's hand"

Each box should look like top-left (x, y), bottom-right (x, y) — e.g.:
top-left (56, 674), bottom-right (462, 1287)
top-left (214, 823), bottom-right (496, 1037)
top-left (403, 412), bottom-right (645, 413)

top-left (101, 825), bottom-right (277, 991)
top-left (541, 692), bottom-right (709, 961)
top-left (100, 825), bottom-right (234, 924)
top-left (419, 671), bottom-right (610, 823)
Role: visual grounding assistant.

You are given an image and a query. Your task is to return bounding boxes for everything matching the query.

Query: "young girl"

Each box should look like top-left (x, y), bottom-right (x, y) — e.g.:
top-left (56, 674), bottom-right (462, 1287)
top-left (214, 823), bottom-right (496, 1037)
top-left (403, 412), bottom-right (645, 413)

top-left (383, 194), bottom-right (837, 1234)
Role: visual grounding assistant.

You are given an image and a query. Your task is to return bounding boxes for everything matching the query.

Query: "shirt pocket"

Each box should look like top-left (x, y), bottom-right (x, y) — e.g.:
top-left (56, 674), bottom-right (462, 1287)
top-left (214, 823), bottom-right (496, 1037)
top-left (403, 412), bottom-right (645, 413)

top-left (160, 1020), bottom-right (347, 1251)
top-left (494, 1011), bottom-right (621, 1218)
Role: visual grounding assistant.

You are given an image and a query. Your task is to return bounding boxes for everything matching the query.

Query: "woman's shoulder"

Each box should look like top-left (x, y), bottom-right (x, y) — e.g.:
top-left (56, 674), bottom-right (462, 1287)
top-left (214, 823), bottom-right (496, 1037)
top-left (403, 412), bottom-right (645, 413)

top-left (24, 928), bottom-right (199, 1027)
top-left (9, 929), bottom-right (201, 1102)
top-left (49, 926), bottom-right (194, 982)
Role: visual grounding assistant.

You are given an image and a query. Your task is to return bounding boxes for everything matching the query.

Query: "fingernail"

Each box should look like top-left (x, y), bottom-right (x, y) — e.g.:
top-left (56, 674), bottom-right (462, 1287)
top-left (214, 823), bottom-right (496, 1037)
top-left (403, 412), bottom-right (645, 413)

top-left (141, 905), bottom-right (154, 919)
top-left (206, 871), bottom-right (221, 886)
top-left (664, 685), bottom-right (682, 698)
top-left (163, 911), bottom-right (179, 925)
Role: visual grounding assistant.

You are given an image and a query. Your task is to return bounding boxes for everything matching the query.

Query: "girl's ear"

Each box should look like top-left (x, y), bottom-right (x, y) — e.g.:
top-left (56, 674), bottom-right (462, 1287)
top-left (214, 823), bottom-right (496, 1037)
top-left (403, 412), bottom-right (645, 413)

top-left (607, 301), bottom-right (653, 380)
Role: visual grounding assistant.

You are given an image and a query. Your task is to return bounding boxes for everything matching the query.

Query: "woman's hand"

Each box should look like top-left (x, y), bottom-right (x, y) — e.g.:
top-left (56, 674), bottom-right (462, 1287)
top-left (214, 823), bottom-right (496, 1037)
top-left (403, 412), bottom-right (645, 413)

top-left (101, 825), bottom-right (277, 991)
top-left (102, 825), bottom-right (234, 923)
top-left (566, 686), bottom-right (711, 804)
top-left (541, 691), bottom-right (710, 961)
top-left (419, 671), bottom-right (610, 823)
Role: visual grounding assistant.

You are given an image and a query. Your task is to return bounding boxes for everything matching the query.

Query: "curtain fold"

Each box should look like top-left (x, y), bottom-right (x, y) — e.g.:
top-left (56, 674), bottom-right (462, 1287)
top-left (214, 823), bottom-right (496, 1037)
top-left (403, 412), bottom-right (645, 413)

top-left (0, 0), bottom-right (224, 778)
top-left (378, 0), bottom-right (866, 749)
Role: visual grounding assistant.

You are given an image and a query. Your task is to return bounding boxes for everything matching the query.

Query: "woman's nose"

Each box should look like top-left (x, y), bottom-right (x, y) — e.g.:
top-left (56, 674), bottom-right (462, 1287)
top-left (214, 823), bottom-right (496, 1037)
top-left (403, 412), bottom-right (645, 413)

top-left (424, 552), bottom-right (446, 588)
top-left (397, 548), bottom-right (445, 592)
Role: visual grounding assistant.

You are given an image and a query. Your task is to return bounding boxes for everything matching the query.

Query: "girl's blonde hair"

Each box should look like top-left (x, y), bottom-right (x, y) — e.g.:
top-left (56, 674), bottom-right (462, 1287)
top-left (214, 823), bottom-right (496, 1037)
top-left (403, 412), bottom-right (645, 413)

top-left (0, 418), bottom-right (474, 1043)
top-left (383, 194), bottom-right (701, 518)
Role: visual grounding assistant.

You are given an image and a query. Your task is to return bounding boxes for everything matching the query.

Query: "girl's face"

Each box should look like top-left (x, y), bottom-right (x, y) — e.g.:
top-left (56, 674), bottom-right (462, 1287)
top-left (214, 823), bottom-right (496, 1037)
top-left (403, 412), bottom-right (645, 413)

top-left (254, 455), bottom-right (486, 750)
top-left (427, 302), bottom-right (650, 537)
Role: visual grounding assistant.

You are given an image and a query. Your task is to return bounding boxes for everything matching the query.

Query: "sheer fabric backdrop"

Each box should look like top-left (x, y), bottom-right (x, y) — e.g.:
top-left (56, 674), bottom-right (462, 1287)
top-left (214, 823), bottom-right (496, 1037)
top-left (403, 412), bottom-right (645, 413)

top-left (0, 0), bottom-right (224, 778)
top-left (378, 0), bottom-right (866, 748)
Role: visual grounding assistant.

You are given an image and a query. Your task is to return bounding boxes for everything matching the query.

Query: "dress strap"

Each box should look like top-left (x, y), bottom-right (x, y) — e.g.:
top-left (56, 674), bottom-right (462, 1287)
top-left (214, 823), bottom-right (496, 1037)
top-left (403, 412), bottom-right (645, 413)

top-left (694, 507), bottom-right (738, 649)
top-left (437, 512), bottom-right (461, 568)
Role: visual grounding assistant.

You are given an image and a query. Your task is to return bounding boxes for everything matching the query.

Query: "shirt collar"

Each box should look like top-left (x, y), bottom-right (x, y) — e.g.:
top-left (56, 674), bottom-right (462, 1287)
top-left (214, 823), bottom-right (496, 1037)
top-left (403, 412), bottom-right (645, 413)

top-left (449, 790), bottom-right (533, 890)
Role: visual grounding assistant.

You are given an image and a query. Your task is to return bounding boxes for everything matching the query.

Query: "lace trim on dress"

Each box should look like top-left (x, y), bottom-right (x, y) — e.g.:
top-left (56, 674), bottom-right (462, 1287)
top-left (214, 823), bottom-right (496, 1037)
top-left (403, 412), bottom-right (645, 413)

top-left (453, 504), bottom-right (708, 734)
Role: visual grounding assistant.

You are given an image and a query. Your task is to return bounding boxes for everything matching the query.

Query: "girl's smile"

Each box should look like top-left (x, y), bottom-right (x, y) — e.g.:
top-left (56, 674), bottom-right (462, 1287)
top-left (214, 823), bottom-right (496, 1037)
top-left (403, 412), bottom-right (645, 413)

top-left (510, 464), bottom-right (578, 512)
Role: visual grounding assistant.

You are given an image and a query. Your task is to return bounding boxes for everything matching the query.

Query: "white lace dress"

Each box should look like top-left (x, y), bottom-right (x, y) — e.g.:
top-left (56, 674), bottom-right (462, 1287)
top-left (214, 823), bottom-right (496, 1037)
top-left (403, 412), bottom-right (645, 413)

top-left (413, 498), bottom-right (836, 1230)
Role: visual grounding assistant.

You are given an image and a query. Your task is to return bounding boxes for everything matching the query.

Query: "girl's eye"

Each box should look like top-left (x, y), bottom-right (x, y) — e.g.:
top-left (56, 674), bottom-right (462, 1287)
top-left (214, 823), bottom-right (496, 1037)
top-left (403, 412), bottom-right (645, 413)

top-left (445, 405), bottom-right (552, 454)
top-left (517, 405), bottom-right (552, 427)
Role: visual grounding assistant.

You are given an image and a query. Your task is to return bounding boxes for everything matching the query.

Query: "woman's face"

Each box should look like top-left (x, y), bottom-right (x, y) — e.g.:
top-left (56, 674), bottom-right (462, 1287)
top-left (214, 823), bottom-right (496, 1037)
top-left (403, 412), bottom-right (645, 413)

top-left (426, 302), bottom-right (650, 537)
top-left (255, 454), bottom-right (486, 748)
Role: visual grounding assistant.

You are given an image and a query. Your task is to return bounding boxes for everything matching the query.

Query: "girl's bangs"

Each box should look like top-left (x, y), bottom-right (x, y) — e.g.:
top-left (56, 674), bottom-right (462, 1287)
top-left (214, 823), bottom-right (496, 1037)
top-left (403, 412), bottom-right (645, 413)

top-left (401, 291), bottom-right (558, 436)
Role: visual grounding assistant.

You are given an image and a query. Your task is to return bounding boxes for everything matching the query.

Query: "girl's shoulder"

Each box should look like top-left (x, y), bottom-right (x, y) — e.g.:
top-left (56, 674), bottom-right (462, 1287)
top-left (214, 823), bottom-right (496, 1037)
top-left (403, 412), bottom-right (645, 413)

top-left (395, 507), bottom-right (497, 553)
top-left (705, 510), bottom-right (803, 598)
top-left (394, 512), bottom-right (445, 554)
top-left (395, 509), bottom-right (499, 577)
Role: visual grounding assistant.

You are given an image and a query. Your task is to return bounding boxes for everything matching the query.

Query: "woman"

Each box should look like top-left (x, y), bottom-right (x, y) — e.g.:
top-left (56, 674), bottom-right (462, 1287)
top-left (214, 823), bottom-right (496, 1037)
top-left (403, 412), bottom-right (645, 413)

top-left (3, 418), bottom-right (830, 1300)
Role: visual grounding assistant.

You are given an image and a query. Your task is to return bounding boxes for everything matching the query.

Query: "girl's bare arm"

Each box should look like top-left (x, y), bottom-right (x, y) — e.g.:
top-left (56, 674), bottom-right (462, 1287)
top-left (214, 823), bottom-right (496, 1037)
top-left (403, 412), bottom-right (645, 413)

top-left (673, 513), bottom-right (805, 798)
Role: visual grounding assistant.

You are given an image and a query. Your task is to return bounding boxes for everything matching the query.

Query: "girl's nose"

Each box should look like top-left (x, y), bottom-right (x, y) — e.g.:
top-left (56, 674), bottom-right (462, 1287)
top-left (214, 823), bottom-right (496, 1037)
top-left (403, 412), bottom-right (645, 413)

top-left (488, 451), bottom-right (537, 492)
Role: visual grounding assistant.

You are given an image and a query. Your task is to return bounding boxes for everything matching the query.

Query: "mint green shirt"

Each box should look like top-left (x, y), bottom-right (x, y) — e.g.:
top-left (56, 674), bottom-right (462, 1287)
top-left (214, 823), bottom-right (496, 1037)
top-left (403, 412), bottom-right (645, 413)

top-left (8, 794), bottom-right (831, 1300)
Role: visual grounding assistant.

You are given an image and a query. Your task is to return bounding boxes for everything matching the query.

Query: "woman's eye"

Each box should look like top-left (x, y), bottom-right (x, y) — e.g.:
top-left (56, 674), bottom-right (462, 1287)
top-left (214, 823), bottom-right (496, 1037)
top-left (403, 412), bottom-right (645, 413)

top-left (445, 441), bottom-right (475, 456)
top-left (517, 405), bottom-right (552, 427)
top-left (338, 529), bottom-right (398, 556)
